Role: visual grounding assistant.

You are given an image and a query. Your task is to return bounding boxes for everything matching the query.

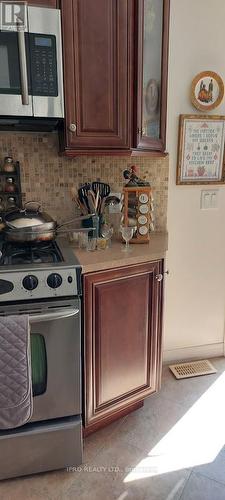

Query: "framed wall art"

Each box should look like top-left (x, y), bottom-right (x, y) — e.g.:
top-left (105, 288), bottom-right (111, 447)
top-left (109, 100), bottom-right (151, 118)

top-left (191, 71), bottom-right (224, 112)
top-left (177, 114), bottom-right (225, 185)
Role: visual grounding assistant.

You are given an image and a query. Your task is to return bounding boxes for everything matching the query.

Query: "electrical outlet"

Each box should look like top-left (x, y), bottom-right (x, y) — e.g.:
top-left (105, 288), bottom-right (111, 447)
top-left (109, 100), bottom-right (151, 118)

top-left (201, 189), bottom-right (219, 210)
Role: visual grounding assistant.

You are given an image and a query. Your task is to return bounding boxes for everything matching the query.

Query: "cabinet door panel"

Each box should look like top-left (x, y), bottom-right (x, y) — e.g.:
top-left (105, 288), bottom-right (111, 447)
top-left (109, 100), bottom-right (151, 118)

top-left (62, 0), bottom-right (133, 150)
top-left (84, 261), bottom-right (163, 428)
top-left (95, 274), bottom-right (150, 405)
top-left (134, 0), bottom-right (170, 152)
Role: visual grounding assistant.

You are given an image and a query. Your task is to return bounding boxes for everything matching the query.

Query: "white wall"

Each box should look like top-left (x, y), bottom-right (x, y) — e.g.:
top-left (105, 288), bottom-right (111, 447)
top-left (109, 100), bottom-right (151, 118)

top-left (164, 0), bottom-right (225, 361)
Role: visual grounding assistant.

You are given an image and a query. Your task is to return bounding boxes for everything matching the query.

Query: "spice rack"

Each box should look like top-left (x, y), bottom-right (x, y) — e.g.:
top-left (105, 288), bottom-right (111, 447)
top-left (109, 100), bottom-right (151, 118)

top-left (0, 161), bottom-right (22, 214)
top-left (122, 186), bottom-right (154, 243)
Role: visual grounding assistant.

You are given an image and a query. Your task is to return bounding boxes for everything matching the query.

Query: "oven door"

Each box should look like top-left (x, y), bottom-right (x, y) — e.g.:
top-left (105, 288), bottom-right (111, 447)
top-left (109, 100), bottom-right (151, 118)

top-left (29, 302), bottom-right (81, 422)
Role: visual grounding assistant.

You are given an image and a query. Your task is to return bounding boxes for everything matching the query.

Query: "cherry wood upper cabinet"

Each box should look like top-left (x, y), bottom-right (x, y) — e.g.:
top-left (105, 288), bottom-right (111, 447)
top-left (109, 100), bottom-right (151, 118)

top-left (27, 0), bottom-right (58, 6)
top-left (61, 0), bottom-right (134, 154)
top-left (60, 0), bottom-right (170, 156)
top-left (83, 261), bottom-right (164, 434)
top-left (133, 0), bottom-right (170, 153)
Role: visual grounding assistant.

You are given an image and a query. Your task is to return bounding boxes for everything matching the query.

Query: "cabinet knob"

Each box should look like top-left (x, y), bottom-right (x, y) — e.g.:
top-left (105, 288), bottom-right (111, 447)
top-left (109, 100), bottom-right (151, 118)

top-left (137, 127), bottom-right (146, 135)
top-left (68, 123), bottom-right (77, 133)
top-left (155, 270), bottom-right (169, 282)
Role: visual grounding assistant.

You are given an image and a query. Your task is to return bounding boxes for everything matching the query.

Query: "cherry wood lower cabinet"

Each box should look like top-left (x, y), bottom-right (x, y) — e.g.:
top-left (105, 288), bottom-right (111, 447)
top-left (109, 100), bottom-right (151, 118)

top-left (83, 260), bottom-right (164, 434)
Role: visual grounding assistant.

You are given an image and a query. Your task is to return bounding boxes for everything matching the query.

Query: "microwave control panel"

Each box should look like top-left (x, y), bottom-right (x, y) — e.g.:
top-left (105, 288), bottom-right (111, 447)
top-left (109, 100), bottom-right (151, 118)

top-left (30, 34), bottom-right (58, 97)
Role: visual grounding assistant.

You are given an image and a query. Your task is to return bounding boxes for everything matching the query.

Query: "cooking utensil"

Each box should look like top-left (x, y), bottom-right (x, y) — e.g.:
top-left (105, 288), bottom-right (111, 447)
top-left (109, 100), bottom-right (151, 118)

top-left (78, 183), bottom-right (91, 196)
top-left (71, 188), bottom-right (88, 215)
top-left (88, 189), bottom-right (98, 212)
top-left (87, 191), bottom-right (96, 214)
top-left (76, 196), bottom-right (88, 215)
top-left (4, 225), bottom-right (96, 243)
top-left (74, 196), bottom-right (82, 211)
top-left (95, 189), bottom-right (100, 212)
top-left (3, 202), bottom-right (95, 243)
top-left (92, 182), bottom-right (110, 199)
top-left (99, 198), bottom-right (106, 215)
top-left (105, 195), bottom-right (121, 206)
top-left (78, 184), bottom-right (91, 213)
top-left (71, 187), bottom-right (77, 203)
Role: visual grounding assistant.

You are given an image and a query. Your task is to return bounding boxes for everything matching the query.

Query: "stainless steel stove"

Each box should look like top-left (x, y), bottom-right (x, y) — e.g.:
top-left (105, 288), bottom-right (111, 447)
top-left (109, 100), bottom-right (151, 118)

top-left (0, 238), bottom-right (83, 480)
top-left (0, 238), bottom-right (81, 300)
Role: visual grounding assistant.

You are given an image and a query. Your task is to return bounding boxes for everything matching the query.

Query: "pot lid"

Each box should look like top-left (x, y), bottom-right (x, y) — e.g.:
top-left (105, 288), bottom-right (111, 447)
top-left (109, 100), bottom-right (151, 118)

top-left (4, 202), bottom-right (55, 230)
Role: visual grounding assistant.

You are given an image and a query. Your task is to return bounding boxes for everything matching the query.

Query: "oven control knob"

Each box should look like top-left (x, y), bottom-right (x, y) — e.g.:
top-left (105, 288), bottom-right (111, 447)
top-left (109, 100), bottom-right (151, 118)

top-left (22, 275), bottom-right (38, 291)
top-left (47, 273), bottom-right (62, 289)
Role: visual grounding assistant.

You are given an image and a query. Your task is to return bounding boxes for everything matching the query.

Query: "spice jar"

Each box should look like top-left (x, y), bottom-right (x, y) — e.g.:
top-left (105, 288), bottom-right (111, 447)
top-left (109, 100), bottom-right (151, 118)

top-left (0, 197), bottom-right (4, 211)
top-left (2, 156), bottom-right (15, 173)
top-left (0, 217), bottom-right (5, 231)
top-left (7, 196), bottom-right (17, 208)
top-left (5, 177), bottom-right (16, 193)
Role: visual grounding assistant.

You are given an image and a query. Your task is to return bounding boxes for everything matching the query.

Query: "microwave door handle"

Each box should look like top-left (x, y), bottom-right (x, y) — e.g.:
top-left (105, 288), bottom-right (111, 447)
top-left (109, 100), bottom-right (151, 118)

top-left (29, 308), bottom-right (79, 324)
top-left (17, 29), bottom-right (29, 105)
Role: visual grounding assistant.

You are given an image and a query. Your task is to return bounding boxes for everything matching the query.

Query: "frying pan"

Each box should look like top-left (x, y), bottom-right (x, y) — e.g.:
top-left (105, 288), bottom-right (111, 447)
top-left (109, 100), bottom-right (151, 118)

top-left (3, 201), bottom-right (94, 243)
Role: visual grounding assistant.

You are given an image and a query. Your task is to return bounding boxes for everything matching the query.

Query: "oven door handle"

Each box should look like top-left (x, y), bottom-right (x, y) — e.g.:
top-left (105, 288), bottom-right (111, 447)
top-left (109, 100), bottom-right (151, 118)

top-left (29, 308), bottom-right (79, 324)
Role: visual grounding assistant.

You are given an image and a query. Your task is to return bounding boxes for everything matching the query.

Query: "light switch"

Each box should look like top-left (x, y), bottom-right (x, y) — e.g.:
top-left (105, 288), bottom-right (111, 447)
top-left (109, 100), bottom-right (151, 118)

top-left (201, 190), bottom-right (219, 210)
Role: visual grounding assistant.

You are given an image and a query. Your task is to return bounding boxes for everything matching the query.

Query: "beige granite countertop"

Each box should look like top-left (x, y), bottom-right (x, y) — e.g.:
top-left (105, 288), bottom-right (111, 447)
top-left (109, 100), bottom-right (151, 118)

top-left (70, 232), bottom-right (168, 273)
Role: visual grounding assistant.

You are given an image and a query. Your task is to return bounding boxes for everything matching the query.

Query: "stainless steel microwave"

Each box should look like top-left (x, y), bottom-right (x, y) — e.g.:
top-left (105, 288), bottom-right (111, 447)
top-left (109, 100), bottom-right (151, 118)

top-left (0, 5), bottom-right (64, 119)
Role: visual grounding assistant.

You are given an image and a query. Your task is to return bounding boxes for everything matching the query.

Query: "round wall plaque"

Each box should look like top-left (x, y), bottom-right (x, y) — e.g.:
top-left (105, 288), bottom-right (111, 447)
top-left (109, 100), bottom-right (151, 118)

top-left (191, 71), bottom-right (224, 112)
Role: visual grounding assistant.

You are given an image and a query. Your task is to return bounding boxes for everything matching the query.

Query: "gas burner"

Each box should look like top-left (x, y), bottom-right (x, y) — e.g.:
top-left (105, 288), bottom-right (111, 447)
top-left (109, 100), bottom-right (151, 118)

top-left (0, 241), bottom-right (63, 266)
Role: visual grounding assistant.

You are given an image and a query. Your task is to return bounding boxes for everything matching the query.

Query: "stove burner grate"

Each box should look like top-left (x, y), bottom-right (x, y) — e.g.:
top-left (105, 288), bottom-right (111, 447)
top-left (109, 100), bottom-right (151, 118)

top-left (0, 241), bottom-right (63, 266)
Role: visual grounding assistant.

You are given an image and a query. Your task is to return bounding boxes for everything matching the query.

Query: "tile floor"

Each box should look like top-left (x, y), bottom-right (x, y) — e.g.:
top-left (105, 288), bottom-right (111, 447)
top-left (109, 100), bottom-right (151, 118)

top-left (1, 357), bottom-right (225, 499)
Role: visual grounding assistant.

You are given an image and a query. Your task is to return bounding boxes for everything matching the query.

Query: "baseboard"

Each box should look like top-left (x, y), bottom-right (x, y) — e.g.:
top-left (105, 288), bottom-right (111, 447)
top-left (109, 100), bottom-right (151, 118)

top-left (163, 342), bottom-right (224, 364)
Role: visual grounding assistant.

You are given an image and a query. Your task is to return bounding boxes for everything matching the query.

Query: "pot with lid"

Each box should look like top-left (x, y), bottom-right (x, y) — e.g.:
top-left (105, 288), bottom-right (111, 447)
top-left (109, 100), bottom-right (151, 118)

top-left (3, 201), bottom-right (94, 243)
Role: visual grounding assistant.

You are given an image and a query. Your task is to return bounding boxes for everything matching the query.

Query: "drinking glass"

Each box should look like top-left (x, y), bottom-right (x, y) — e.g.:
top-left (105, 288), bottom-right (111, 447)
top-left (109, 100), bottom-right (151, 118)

top-left (78, 232), bottom-right (88, 249)
top-left (101, 223), bottom-right (114, 248)
top-left (87, 237), bottom-right (97, 251)
top-left (120, 225), bottom-right (134, 252)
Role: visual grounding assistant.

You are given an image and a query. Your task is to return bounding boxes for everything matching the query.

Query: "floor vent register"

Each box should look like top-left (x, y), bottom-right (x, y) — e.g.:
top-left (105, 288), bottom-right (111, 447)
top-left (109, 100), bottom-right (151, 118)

top-left (169, 359), bottom-right (217, 379)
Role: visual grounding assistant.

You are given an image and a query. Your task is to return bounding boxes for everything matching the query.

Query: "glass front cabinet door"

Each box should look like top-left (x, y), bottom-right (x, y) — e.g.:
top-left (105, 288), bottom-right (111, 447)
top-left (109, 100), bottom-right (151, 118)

top-left (135, 0), bottom-right (170, 153)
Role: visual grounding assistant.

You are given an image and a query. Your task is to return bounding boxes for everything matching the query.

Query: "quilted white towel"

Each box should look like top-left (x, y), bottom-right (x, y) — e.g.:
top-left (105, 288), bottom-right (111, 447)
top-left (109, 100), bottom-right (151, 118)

top-left (0, 315), bottom-right (33, 429)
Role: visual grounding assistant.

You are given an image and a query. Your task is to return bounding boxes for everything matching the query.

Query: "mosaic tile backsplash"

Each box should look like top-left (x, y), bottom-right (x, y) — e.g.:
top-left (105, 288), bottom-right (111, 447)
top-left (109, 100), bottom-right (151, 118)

top-left (0, 132), bottom-right (169, 231)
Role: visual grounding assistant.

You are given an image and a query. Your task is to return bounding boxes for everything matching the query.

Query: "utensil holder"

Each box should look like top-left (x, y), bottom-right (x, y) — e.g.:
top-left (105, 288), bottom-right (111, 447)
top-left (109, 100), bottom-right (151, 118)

top-left (82, 215), bottom-right (100, 238)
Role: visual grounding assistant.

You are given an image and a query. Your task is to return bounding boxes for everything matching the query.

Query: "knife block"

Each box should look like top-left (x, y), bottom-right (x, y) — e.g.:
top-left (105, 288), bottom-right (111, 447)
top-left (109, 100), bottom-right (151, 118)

top-left (122, 186), bottom-right (153, 243)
